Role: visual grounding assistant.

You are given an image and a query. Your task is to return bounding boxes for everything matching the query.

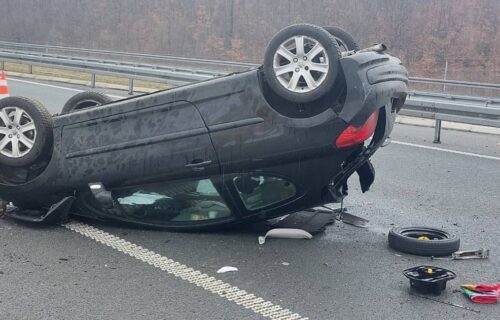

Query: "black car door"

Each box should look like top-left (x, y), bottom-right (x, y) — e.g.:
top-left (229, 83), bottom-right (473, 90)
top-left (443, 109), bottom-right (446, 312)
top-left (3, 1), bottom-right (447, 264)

top-left (60, 99), bottom-right (219, 187)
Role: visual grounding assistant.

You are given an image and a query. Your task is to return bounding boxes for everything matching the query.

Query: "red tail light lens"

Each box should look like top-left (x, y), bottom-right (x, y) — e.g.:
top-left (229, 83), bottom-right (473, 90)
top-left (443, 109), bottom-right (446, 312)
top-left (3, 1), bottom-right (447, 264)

top-left (335, 110), bottom-right (379, 148)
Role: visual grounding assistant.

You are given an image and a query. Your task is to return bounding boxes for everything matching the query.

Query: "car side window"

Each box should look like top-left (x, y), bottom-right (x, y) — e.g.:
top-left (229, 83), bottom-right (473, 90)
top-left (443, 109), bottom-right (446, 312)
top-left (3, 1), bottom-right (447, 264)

top-left (113, 179), bottom-right (232, 223)
top-left (233, 175), bottom-right (297, 211)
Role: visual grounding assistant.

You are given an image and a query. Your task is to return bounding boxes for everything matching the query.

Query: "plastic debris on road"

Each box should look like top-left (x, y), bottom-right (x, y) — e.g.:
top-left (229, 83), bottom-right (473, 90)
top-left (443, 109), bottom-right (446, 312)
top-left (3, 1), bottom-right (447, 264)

top-left (258, 228), bottom-right (313, 245)
top-left (403, 265), bottom-right (456, 295)
top-left (217, 266), bottom-right (238, 274)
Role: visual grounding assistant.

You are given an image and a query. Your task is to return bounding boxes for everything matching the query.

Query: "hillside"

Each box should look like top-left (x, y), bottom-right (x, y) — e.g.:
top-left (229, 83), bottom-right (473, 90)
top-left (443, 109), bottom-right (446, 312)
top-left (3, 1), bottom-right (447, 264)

top-left (0, 0), bottom-right (499, 83)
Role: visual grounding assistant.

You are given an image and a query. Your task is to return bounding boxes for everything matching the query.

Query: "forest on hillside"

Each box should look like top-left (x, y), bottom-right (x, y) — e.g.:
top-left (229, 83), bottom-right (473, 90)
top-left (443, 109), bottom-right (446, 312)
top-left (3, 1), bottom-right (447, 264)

top-left (0, 0), bottom-right (499, 83)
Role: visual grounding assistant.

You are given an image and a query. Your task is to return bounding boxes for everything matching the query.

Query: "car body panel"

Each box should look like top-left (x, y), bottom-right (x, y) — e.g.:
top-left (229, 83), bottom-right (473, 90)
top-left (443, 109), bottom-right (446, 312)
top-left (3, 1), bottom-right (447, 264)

top-left (0, 50), bottom-right (408, 229)
top-left (60, 100), bottom-right (219, 185)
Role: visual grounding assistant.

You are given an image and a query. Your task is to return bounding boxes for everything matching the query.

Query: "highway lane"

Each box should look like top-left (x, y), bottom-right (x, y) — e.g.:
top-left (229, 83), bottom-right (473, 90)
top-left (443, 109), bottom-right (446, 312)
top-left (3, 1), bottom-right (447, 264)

top-left (8, 77), bottom-right (130, 114)
top-left (1, 78), bottom-right (499, 320)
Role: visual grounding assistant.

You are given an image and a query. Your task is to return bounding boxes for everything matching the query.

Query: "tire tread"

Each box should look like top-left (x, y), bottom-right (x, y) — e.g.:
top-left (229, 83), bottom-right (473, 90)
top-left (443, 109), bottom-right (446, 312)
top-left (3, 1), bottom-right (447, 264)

top-left (388, 226), bottom-right (460, 257)
top-left (62, 91), bottom-right (112, 114)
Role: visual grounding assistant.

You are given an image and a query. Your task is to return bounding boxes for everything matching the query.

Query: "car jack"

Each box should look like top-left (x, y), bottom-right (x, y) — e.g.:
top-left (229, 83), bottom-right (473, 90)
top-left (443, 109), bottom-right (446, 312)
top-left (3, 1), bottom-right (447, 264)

top-left (338, 210), bottom-right (369, 228)
top-left (321, 201), bottom-right (369, 228)
top-left (337, 203), bottom-right (369, 228)
top-left (431, 248), bottom-right (490, 261)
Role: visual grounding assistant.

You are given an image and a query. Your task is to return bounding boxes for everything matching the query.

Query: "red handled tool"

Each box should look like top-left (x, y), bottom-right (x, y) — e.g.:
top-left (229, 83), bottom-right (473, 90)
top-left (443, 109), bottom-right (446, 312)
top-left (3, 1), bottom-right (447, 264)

top-left (461, 283), bottom-right (500, 304)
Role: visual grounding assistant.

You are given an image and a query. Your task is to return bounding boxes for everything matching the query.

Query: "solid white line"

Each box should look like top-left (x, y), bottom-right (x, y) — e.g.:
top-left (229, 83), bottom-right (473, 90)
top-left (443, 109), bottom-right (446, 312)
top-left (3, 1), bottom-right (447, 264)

top-left (391, 140), bottom-right (500, 161)
top-left (63, 221), bottom-right (308, 320)
top-left (8, 78), bottom-right (125, 99)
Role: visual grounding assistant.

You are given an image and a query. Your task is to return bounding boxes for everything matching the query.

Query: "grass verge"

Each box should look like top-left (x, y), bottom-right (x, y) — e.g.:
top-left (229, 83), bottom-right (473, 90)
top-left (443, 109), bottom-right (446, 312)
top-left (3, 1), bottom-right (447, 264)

top-left (3, 62), bottom-right (173, 91)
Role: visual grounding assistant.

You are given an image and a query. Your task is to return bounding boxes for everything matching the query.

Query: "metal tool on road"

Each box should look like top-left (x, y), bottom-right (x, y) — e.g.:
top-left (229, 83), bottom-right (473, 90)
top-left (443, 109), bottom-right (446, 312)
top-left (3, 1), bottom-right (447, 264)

top-left (320, 204), bottom-right (370, 228)
top-left (338, 211), bottom-right (369, 228)
top-left (431, 248), bottom-right (489, 261)
top-left (410, 292), bottom-right (481, 313)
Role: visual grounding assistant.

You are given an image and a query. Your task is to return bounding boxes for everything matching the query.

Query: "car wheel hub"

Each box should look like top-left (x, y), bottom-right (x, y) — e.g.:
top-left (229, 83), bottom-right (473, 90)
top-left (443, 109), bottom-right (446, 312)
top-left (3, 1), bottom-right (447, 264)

top-left (0, 106), bottom-right (37, 158)
top-left (273, 35), bottom-right (330, 93)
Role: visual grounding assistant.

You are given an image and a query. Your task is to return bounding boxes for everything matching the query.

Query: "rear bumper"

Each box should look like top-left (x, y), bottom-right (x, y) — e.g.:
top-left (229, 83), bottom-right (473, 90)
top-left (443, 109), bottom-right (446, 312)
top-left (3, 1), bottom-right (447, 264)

top-left (325, 51), bottom-right (407, 201)
top-left (339, 51), bottom-right (407, 127)
top-left (328, 101), bottom-right (396, 202)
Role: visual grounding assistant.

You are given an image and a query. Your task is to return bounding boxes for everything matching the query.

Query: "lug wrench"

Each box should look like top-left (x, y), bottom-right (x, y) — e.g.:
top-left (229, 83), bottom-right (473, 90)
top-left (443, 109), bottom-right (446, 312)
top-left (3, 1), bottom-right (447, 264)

top-left (431, 248), bottom-right (489, 260)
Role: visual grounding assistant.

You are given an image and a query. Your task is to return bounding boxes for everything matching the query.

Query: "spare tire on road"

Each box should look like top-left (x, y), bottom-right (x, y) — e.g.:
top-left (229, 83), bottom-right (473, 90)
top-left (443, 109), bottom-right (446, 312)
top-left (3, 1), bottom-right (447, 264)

top-left (388, 226), bottom-right (460, 257)
top-left (62, 91), bottom-right (112, 114)
top-left (0, 97), bottom-right (53, 167)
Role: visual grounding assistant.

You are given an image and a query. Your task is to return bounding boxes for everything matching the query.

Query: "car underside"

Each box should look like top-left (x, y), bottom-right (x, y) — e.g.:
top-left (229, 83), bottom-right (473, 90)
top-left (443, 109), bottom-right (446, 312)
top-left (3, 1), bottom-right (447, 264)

top-left (0, 24), bottom-right (408, 230)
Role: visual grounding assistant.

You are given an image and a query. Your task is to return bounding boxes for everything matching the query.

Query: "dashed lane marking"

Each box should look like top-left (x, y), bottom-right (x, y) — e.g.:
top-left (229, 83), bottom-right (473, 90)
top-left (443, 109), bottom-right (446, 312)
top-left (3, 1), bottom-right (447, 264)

top-left (391, 140), bottom-right (500, 161)
top-left (63, 221), bottom-right (308, 320)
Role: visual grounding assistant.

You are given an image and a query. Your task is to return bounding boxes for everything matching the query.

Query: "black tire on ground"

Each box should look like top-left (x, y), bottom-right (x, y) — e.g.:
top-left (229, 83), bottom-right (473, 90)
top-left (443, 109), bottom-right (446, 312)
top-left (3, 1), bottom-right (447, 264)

top-left (0, 97), bottom-right (53, 167)
top-left (263, 23), bottom-right (341, 103)
top-left (322, 26), bottom-right (360, 52)
top-left (61, 91), bottom-right (112, 114)
top-left (388, 226), bottom-right (460, 257)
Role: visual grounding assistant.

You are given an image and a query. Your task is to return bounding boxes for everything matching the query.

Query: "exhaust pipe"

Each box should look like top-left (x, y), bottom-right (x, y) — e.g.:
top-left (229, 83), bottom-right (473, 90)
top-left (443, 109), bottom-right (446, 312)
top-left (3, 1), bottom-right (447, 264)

top-left (342, 43), bottom-right (387, 57)
top-left (358, 43), bottom-right (387, 53)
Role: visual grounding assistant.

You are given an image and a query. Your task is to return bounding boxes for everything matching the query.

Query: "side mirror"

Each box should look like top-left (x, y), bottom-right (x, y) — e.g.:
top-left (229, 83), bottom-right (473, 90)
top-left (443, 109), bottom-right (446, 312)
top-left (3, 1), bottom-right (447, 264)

top-left (88, 182), bottom-right (114, 209)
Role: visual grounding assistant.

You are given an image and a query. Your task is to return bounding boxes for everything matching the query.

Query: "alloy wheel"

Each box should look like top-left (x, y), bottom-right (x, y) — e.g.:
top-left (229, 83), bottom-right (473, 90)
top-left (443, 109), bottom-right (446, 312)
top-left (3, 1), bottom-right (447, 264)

top-left (0, 106), bottom-right (37, 158)
top-left (273, 35), bottom-right (330, 93)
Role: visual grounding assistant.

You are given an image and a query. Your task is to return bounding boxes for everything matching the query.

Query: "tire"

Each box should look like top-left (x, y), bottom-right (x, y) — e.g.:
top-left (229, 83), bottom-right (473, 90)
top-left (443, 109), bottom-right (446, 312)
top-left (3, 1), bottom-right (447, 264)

top-left (322, 26), bottom-right (360, 52)
top-left (61, 91), bottom-right (112, 114)
top-left (0, 97), bottom-right (53, 167)
top-left (388, 226), bottom-right (460, 257)
top-left (263, 23), bottom-right (341, 103)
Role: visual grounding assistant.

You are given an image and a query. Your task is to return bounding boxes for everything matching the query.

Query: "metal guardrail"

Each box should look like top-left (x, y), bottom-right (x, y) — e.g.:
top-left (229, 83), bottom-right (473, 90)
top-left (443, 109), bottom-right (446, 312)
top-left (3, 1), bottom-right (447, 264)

top-left (0, 48), bottom-right (228, 85)
top-left (402, 92), bottom-right (500, 142)
top-left (409, 77), bottom-right (500, 91)
top-left (0, 41), bottom-right (258, 72)
top-left (0, 42), bottom-right (499, 143)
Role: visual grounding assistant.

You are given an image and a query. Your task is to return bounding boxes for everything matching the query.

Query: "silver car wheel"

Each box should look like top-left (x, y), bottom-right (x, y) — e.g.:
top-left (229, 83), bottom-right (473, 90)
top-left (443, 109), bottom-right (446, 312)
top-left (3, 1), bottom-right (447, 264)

top-left (273, 35), bottom-right (330, 93)
top-left (0, 106), bottom-right (37, 158)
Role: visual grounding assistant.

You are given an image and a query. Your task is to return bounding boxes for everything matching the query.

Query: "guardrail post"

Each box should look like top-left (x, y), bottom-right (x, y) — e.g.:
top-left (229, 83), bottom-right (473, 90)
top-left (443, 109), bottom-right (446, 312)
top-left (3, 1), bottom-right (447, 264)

top-left (27, 64), bottom-right (32, 74)
top-left (433, 119), bottom-right (442, 144)
top-left (90, 73), bottom-right (96, 88)
top-left (128, 78), bottom-right (134, 95)
top-left (0, 61), bottom-right (4, 70)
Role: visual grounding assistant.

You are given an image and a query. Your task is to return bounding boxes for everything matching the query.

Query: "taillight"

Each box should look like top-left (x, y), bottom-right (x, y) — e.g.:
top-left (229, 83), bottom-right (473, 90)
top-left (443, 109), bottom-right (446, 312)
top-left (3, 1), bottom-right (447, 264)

top-left (335, 110), bottom-right (379, 148)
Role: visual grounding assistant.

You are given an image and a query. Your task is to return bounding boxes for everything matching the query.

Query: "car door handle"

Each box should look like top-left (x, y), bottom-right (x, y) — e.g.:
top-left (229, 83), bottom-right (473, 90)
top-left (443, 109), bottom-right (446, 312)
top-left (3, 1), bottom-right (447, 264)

top-left (185, 159), bottom-right (212, 168)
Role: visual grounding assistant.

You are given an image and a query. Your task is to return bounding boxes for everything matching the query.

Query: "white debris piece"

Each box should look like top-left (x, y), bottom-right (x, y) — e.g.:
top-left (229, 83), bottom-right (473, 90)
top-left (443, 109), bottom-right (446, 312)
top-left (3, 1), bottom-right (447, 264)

top-left (258, 228), bottom-right (313, 245)
top-left (217, 266), bottom-right (238, 274)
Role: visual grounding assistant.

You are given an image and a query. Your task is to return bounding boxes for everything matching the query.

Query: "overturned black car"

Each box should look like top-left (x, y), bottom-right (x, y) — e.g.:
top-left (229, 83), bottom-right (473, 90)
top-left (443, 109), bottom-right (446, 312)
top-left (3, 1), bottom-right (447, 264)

top-left (0, 24), bottom-right (408, 230)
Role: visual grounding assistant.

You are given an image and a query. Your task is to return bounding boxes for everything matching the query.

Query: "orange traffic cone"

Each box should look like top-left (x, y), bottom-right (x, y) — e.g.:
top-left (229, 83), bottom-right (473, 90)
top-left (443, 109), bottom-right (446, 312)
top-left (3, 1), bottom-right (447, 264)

top-left (0, 70), bottom-right (9, 99)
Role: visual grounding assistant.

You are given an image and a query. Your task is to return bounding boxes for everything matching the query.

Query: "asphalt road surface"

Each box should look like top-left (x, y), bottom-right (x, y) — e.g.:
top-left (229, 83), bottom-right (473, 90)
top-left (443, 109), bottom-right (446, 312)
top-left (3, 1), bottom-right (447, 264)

top-left (1, 78), bottom-right (499, 320)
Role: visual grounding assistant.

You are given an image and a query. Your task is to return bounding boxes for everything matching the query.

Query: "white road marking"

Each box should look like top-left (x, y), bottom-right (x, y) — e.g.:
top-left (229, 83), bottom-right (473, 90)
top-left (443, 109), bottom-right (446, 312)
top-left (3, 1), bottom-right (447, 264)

top-left (391, 140), bottom-right (500, 161)
top-left (8, 78), bottom-right (125, 99)
top-left (63, 221), bottom-right (308, 320)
